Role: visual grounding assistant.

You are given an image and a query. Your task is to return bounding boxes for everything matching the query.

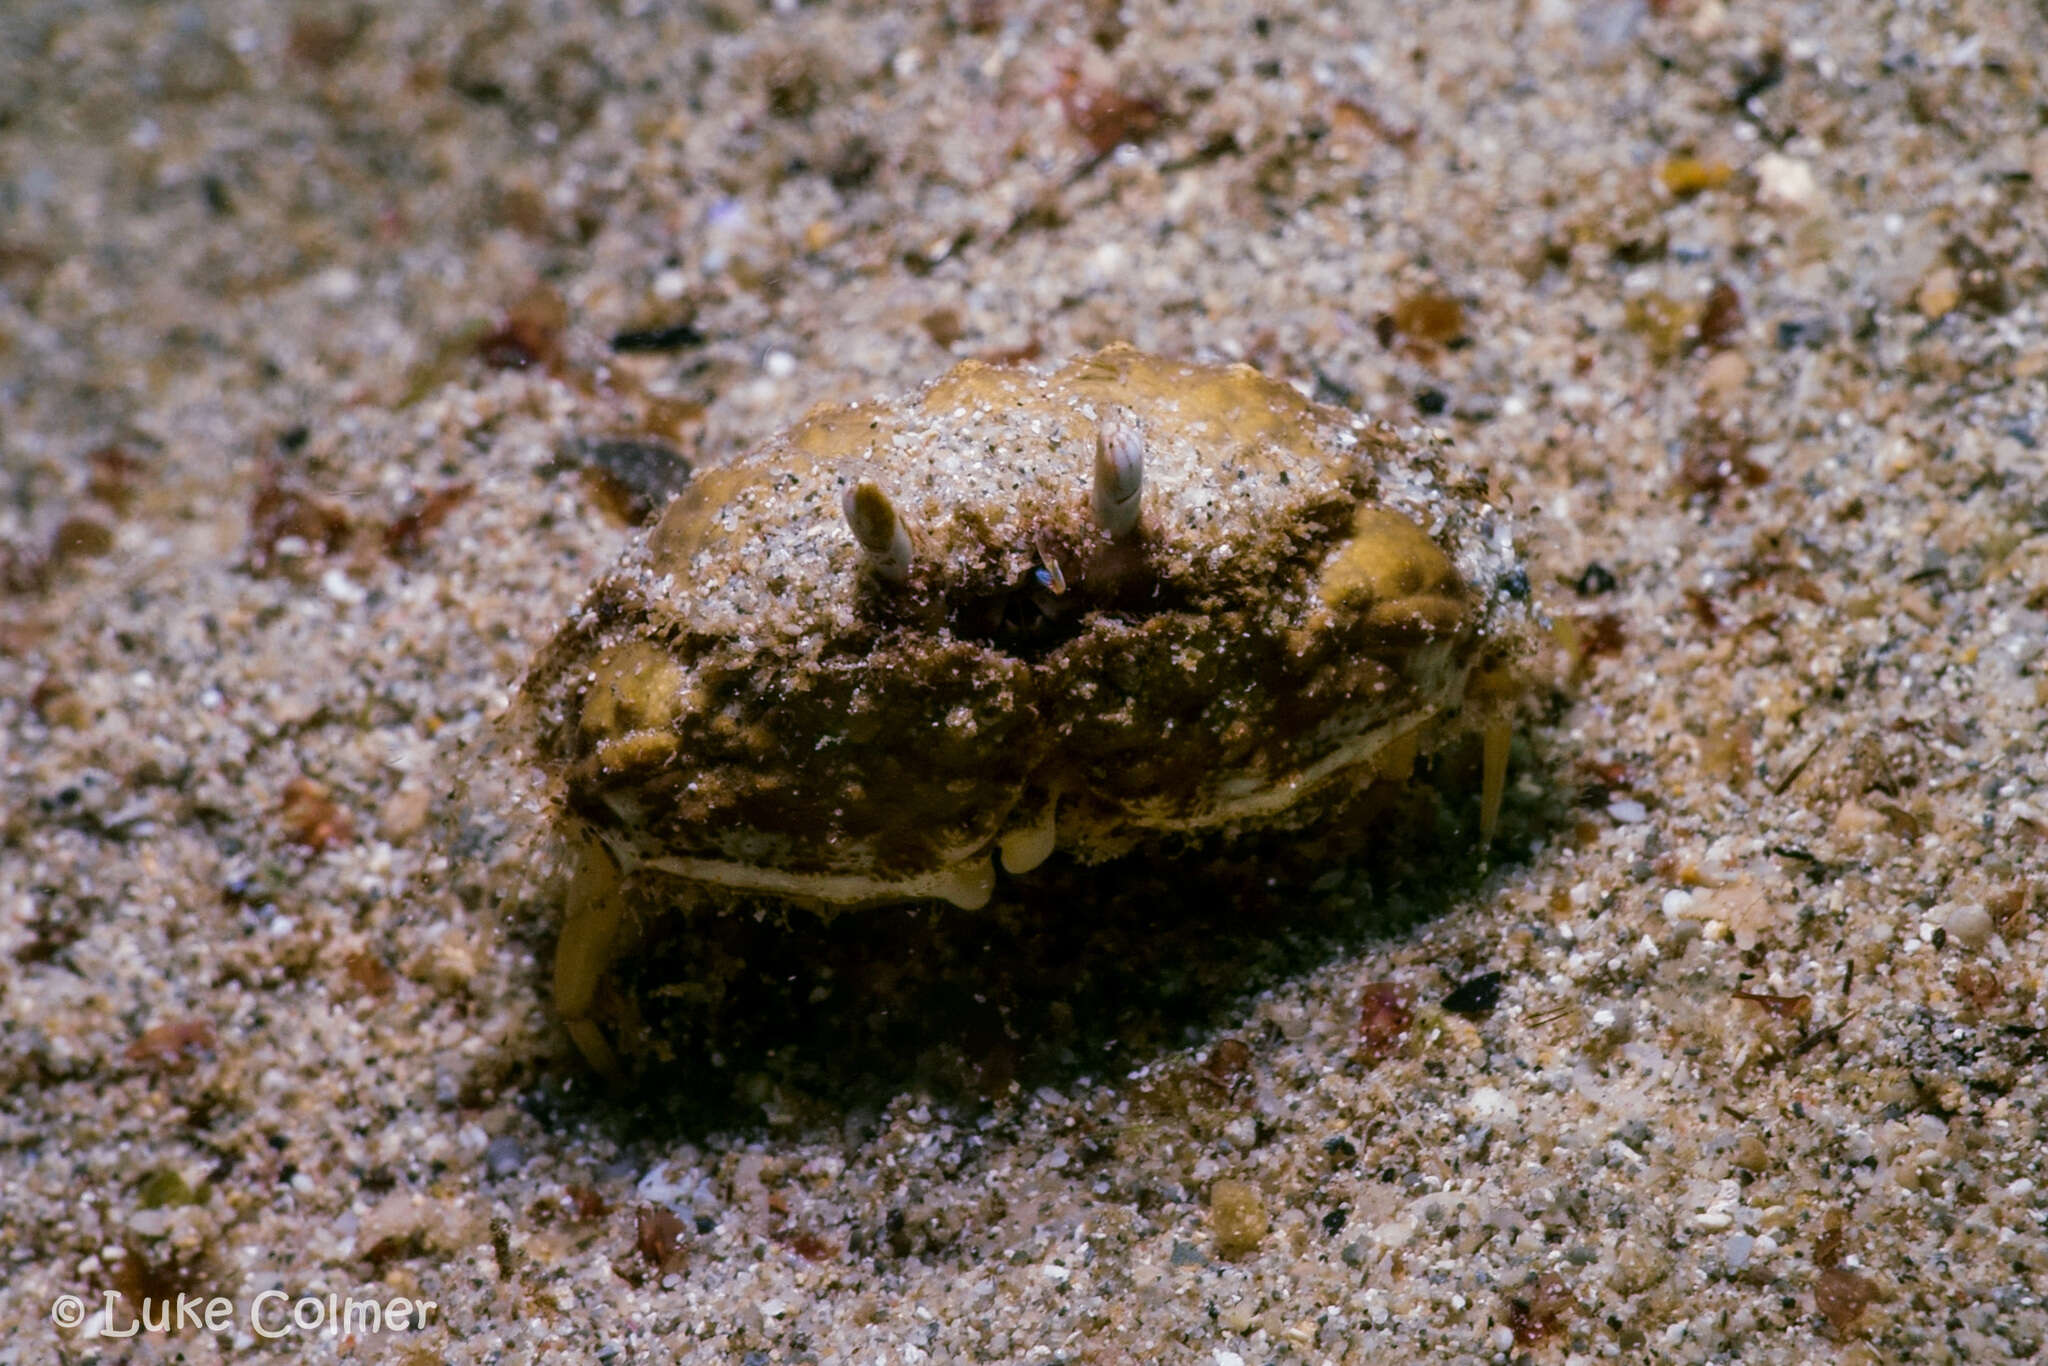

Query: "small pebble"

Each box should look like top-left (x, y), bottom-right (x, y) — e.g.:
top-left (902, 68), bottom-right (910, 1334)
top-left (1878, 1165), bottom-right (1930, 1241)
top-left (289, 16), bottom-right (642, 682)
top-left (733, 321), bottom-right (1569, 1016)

top-left (377, 785), bottom-right (433, 844)
top-left (484, 1136), bottom-right (526, 1179)
top-left (1754, 153), bottom-right (1817, 210)
top-left (1775, 317), bottom-right (1833, 349)
top-left (1659, 156), bottom-right (1732, 197)
top-left (1208, 1179), bottom-right (1268, 1259)
top-left (1699, 350), bottom-right (1750, 404)
top-left (53, 517), bottom-right (115, 560)
top-left (1916, 267), bottom-right (1960, 319)
top-left (1941, 902), bottom-right (1994, 950)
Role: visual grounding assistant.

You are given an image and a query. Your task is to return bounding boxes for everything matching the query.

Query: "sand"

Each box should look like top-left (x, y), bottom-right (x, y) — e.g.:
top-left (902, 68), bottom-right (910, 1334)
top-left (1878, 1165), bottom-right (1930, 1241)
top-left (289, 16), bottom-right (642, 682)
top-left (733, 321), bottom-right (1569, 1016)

top-left (3, 0), bottom-right (2045, 1361)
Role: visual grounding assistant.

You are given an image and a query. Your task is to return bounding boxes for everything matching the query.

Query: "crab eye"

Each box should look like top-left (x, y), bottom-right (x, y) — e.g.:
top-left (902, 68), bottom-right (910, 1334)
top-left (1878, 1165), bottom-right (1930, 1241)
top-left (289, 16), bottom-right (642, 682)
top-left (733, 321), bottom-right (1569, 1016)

top-left (949, 565), bottom-right (1087, 657)
top-left (842, 479), bottom-right (915, 584)
top-left (1090, 408), bottom-right (1145, 540)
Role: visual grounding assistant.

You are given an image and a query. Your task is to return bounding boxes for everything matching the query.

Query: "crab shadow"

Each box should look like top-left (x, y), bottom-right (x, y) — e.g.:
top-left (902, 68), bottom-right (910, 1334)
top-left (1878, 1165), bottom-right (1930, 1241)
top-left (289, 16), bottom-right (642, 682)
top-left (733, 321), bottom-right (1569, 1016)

top-left (525, 740), bottom-right (1565, 1142)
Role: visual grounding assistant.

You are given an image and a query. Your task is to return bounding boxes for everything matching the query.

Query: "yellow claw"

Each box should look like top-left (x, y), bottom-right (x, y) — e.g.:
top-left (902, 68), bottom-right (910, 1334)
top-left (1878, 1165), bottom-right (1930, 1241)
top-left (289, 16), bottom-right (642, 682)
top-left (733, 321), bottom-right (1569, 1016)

top-left (933, 853), bottom-right (997, 910)
top-left (997, 792), bottom-right (1060, 875)
top-left (554, 832), bottom-right (626, 1079)
top-left (563, 1019), bottom-right (621, 1082)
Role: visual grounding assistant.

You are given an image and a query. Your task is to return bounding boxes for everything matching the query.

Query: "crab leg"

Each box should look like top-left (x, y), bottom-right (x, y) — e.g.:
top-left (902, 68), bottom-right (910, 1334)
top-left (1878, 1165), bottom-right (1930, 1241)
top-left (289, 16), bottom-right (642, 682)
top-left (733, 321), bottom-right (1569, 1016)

top-left (1479, 714), bottom-right (1512, 844)
top-left (553, 832), bottom-right (625, 1079)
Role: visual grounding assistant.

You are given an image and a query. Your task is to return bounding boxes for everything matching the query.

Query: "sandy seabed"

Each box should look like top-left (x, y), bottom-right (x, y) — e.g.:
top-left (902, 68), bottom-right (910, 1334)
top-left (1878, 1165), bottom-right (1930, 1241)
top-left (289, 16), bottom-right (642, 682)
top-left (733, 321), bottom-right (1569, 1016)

top-left (4, 1), bottom-right (2046, 1362)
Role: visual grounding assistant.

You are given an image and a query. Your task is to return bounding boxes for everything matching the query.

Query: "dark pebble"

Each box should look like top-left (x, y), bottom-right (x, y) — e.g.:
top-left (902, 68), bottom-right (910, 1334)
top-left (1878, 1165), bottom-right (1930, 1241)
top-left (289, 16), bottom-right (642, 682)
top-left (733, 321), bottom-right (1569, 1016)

top-left (574, 437), bottom-right (694, 525)
top-left (1442, 971), bottom-right (1505, 1017)
top-left (1775, 317), bottom-right (1832, 350)
top-left (611, 321), bottom-right (707, 353)
top-left (1574, 562), bottom-right (1618, 596)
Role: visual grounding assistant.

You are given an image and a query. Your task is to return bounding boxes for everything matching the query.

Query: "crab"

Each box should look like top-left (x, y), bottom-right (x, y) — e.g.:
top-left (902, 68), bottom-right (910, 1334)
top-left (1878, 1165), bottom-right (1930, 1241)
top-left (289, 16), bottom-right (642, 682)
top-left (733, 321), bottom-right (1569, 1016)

top-left (521, 344), bottom-right (1529, 1075)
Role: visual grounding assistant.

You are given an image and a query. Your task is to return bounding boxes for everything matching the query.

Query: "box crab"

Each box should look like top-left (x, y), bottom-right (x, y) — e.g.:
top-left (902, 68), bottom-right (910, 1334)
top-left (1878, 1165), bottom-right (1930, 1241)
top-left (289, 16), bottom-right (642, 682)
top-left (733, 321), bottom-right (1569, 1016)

top-left (522, 344), bottom-right (1529, 1075)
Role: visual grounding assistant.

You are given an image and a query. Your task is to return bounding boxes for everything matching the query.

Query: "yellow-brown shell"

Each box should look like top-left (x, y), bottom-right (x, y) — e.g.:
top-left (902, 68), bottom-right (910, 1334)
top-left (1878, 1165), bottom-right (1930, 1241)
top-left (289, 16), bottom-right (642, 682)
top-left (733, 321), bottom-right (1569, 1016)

top-left (523, 343), bottom-right (1525, 913)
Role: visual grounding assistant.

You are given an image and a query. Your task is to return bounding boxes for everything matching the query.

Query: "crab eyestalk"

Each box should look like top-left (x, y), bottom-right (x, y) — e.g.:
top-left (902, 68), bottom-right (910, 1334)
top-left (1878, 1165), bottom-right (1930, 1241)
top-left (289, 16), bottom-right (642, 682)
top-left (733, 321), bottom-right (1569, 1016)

top-left (843, 479), bottom-right (914, 584)
top-left (1091, 408), bottom-right (1144, 540)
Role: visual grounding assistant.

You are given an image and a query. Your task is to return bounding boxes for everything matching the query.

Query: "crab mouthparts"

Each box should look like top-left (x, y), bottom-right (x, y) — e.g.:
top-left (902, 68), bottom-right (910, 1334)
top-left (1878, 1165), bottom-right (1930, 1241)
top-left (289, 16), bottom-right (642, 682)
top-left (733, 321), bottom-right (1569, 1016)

top-left (621, 689), bottom-right (1485, 913)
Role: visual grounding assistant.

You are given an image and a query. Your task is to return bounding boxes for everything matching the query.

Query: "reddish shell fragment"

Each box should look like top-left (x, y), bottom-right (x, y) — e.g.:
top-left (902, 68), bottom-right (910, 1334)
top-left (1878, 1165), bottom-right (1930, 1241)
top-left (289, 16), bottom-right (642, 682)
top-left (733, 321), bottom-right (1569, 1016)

top-left (1732, 988), bottom-right (1812, 1022)
top-left (126, 1019), bottom-right (217, 1073)
top-left (1356, 981), bottom-right (1413, 1064)
top-left (280, 777), bottom-right (354, 852)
